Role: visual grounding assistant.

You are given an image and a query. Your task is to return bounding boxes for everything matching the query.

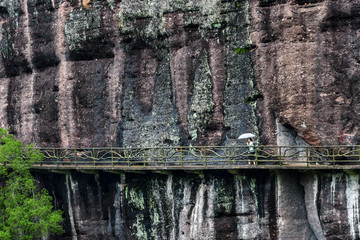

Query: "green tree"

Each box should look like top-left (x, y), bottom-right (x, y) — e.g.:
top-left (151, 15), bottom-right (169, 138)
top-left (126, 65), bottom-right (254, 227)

top-left (0, 129), bottom-right (64, 239)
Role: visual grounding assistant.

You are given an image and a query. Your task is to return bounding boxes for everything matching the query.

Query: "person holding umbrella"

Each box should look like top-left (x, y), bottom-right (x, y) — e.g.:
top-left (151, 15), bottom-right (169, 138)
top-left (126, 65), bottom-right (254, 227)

top-left (238, 133), bottom-right (256, 165)
top-left (247, 138), bottom-right (255, 165)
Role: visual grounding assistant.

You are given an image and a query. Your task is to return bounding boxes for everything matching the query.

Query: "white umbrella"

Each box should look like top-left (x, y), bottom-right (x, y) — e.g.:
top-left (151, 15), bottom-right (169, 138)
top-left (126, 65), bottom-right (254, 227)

top-left (238, 133), bottom-right (255, 139)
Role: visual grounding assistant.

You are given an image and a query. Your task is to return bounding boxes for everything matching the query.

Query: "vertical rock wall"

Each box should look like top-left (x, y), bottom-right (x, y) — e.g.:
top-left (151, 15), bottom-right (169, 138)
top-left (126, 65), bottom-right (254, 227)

top-left (35, 170), bottom-right (274, 239)
top-left (0, 0), bottom-right (257, 147)
top-left (34, 170), bottom-right (360, 240)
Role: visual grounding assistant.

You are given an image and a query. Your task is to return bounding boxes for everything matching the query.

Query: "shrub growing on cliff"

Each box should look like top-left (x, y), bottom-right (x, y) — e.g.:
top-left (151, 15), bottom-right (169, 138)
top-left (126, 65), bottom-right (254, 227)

top-left (235, 44), bottom-right (255, 54)
top-left (0, 129), bottom-right (64, 239)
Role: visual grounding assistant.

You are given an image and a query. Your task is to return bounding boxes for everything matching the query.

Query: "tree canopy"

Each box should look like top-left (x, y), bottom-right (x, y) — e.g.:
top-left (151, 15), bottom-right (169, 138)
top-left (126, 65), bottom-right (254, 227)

top-left (0, 129), bottom-right (64, 239)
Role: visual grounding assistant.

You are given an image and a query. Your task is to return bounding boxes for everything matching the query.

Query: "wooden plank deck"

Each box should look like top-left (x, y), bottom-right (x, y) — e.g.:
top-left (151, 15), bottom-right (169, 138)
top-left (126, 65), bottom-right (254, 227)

top-left (31, 163), bottom-right (360, 171)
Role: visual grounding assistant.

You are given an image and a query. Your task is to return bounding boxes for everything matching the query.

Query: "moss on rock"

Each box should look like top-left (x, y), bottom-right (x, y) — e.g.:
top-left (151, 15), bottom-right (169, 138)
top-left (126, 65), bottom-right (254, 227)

top-left (187, 53), bottom-right (214, 141)
top-left (64, 7), bottom-right (102, 52)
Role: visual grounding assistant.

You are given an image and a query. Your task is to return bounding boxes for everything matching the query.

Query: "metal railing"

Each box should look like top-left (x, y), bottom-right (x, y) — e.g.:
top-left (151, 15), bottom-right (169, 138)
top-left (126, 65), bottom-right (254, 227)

top-left (31, 145), bottom-right (360, 170)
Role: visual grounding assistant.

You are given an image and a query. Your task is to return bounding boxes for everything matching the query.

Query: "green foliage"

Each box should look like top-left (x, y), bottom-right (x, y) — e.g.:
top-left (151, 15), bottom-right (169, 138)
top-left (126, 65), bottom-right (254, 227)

top-left (234, 0), bottom-right (244, 8)
top-left (235, 44), bottom-right (253, 54)
top-left (0, 129), bottom-right (64, 239)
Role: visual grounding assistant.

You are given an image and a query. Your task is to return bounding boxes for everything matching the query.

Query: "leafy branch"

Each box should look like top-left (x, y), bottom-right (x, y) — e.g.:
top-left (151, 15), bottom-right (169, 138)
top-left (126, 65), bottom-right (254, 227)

top-left (0, 129), bottom-right (64, 239)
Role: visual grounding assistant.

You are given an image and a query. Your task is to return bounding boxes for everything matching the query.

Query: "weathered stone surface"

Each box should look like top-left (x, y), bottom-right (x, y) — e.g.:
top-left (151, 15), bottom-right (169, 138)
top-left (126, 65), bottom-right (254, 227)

top-left (35, 170), bottom-right (275, 240)
top-left (33, 170), bottom-right (360, 240)
top-left (276, 171), bottom-right (316, 239)
top-left (0, 0), bottom-right (256, 147)
top-left (249, 0), bottom-right (360, 145)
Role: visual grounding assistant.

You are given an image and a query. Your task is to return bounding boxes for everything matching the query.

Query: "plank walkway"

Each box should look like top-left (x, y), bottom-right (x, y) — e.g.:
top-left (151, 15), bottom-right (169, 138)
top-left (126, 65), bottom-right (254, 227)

top-left (29, 145), bottom-right (360, 172)
top-left (31, 163), bottom-right (360, 171)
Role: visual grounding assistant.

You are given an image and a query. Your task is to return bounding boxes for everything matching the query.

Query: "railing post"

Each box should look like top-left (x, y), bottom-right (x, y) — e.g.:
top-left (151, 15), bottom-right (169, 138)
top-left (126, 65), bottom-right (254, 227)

top-left (204, 147), bottom-right (207, 167)
top-left (75, 149), bottom-right (77, 168)
top-left (56, 149), bottom-right (59, 167)
top-left (143, 150), bottom-right (146, 167)
top-left (255, 147), bottom-right (258, 166)
top-left (161, 148), bottom-right (165, 167)
top-left (332, 147), bottom-right (335, 165)
top-left (40, 149), bottom-right (43, 167)
top-left (279, 146), bottom-right (282, 166)
top-left (111, 148), bottom-right (114, 168)
top-left (228, 147), bottom-right (231, 167)
top-left (127, 150), bottom-right (130, 167)
top-left (306, 147), bottom-right (309, 167)
top-left (93, 148), bottom-right (96, 167)
top-left (181, 148), bottom-right (183, 168)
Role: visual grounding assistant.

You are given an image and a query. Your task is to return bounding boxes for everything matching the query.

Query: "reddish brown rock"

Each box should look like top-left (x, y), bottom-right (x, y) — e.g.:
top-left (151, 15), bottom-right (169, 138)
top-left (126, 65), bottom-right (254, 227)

top-left (249, 0), bottom-right (360, 146)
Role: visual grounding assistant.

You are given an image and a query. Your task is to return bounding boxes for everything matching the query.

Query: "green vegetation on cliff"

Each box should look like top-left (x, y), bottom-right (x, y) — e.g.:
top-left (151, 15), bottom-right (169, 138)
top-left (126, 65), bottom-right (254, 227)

top-left (0, 129), bottom-right (63, 239)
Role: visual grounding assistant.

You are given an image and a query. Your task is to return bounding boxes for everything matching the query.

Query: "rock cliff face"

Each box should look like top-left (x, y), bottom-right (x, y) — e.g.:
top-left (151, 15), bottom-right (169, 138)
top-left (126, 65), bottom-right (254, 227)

top-left (35, 170), bottom-right (360, 240)
top-left (0, 0), bottom-right (360, 239)
top-left (0, 0), bottom-right (257, 148)
top-left (250, 0), bottom-right (360, 146)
